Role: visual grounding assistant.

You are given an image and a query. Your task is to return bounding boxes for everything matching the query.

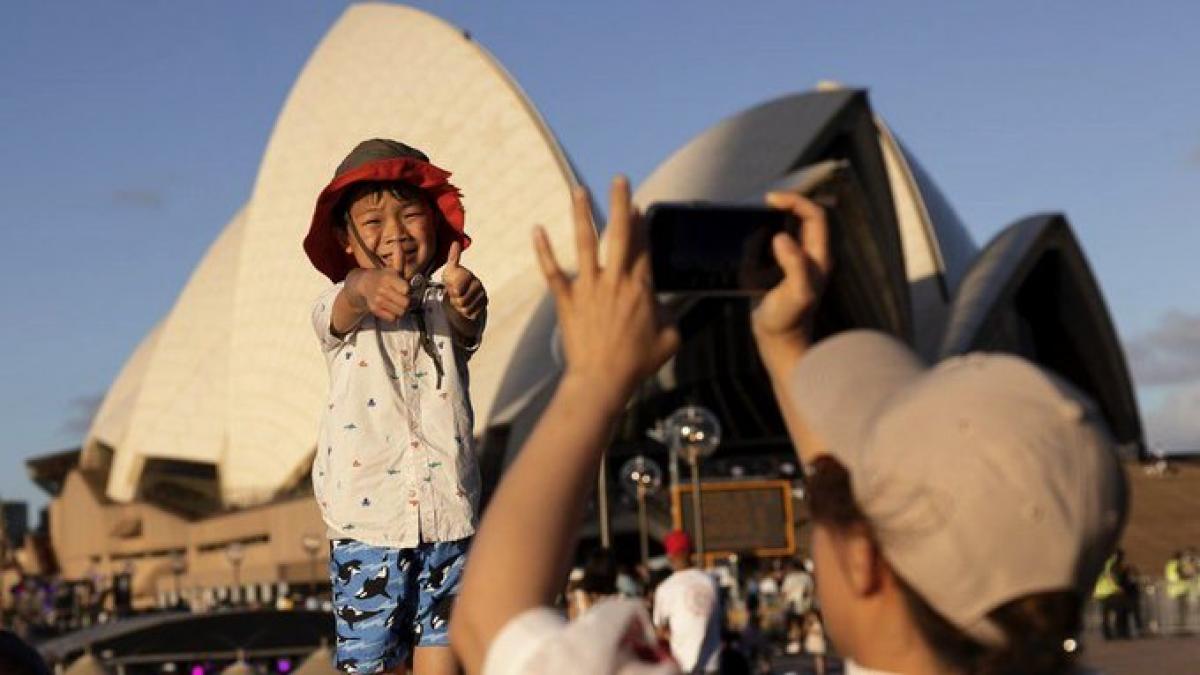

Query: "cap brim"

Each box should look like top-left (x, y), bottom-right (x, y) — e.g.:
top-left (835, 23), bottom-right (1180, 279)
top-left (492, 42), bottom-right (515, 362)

top-left (788, 330), bottom-right (925, 474)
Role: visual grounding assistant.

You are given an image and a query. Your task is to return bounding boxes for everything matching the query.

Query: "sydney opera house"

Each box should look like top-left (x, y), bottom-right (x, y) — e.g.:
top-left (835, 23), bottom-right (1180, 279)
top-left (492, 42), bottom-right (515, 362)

top-left (25, 1), bottom-right (1144, 626)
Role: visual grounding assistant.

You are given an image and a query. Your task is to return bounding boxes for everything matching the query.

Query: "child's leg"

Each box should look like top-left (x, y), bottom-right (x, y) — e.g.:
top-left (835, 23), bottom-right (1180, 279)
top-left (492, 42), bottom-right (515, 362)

top-left (329, 538), bottom-right (414, 674)
top-left (413, 646), bottom-right (457, 675)
top-left (411, 537), bottom-right (471, 675)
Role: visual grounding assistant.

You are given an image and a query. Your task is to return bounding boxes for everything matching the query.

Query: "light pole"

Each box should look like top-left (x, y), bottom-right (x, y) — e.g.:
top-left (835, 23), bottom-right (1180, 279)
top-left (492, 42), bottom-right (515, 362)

top-left (301, 533), bottom-right (322, 598)
top-left (619, 456), bottom-right (663, 567)
top-left (225, 542), bottom-right (244, 606)
top-left (664, 406), bottom-right (721, 563)
top-left (170, 550), bottom-right (186, 608)
top-left (597, 454), bottom-right (611, 549)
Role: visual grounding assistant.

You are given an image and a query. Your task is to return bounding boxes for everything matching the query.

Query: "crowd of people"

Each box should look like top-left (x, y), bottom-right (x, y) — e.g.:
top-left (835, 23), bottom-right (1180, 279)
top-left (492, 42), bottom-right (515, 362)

top-left (1092, 546), bottom-right (1200, 640)
top-left (561, 534), bottom-right (829, 675)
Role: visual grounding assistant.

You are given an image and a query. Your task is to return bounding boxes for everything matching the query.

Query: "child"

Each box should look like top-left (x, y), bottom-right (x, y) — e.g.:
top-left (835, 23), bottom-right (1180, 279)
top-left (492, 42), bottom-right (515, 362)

top-left (303, 139), bottom-right (488, 675)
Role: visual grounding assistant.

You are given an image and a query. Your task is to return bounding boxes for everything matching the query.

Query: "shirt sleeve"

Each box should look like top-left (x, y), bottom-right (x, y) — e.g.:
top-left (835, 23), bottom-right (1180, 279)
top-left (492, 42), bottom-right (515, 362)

top-left (311, 282), bottom-right (350, 352)
top-left (435, 283), bottom-right (485, 354)
top-left (483, 600), bottom-right (679, 675)
top-left (455, 306), bottom-right (486, 354)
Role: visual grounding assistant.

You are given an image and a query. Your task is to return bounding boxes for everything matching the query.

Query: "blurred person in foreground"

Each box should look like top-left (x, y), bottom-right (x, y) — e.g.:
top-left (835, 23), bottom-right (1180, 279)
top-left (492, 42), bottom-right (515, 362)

top-left (450, 177), bottom-right (1127, 675)
top-left (653, 531), bottom-right (721, 674)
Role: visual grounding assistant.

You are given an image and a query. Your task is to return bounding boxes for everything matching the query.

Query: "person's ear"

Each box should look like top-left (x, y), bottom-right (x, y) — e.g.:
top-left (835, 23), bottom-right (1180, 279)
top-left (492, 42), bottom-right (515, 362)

top-left (334, 226), bottom-right (351, 254)
top-left (837, 525), bottom-right (886, 598)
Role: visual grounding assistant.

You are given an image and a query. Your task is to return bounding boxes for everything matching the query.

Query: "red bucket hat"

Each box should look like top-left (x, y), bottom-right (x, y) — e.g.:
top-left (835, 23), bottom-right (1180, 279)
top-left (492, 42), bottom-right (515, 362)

top-left (303, 139), bottom-right (470, 283)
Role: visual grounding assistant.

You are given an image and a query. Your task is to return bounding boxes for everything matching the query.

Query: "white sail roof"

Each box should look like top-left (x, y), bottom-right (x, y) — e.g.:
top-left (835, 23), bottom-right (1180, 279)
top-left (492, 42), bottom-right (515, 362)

top-left (87, 3), bottom-right (579, 506)
top-left (88, 323), bottom-right (162, 457)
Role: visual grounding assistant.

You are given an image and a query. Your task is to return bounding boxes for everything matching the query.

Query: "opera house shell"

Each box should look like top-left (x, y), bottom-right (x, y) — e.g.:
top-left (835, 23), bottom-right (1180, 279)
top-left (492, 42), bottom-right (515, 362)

top-left (30, 2), bottom-right (1142, 608)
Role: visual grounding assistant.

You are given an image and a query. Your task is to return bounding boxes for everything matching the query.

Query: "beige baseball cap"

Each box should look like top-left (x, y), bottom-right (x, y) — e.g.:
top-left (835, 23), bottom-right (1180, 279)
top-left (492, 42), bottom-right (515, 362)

top-left (789, 331), bottom-right (1128, 645)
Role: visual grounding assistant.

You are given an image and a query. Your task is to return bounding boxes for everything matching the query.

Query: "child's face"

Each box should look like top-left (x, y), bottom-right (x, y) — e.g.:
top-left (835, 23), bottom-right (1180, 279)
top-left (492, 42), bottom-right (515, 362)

top-left (341, 188), bottom-right (437, 279)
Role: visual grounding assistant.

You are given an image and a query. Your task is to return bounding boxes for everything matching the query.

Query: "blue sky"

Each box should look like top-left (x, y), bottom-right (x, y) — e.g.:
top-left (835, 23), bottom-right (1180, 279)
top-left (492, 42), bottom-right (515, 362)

top-left (3, 1), bottom-right (1199, 510)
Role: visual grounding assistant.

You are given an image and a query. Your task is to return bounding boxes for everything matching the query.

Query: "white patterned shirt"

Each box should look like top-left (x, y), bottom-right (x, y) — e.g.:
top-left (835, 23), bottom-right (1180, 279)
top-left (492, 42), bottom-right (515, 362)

top-left (311, 280), bottom-right (481, 548)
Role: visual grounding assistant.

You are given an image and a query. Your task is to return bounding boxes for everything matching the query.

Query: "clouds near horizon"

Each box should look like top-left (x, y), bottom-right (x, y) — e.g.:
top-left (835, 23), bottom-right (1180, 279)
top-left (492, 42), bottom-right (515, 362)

top-left (61, 393), bottom-right (103, 437)
top-left (1127, 310), bottom-right (1200, 452)
top-left (111, 187), bottom-right (165, 210)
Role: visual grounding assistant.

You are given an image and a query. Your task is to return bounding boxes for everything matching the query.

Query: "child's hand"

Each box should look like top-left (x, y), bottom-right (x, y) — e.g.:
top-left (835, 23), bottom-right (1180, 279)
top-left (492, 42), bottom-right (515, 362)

top-left (533, 176), bottom-right (679, 405)
top-left (442, 242), bottom-right (488, 321)
top-left (750, 192), bottom-right (832, 372)
top-left (346, 268), bottom-right (416, 323)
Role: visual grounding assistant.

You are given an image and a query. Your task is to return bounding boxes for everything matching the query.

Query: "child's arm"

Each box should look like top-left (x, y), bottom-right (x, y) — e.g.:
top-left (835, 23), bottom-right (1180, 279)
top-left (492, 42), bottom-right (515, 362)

top-left (330, 268), bottom-right (418, 335)
top-left (450, 178), bottom-right (679, 675)
top-left (441, 241), bottom-right (488, 346)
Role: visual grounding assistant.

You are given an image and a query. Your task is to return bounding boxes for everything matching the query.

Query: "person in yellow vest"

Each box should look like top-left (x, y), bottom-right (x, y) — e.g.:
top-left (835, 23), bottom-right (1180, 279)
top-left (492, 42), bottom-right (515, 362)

top-left (1094, 551), bottom-right (1125, 639)
top-left (1165, 551), bottom-right (1190, 631)
top-left (1186, 548), bottom-right (1200, 627)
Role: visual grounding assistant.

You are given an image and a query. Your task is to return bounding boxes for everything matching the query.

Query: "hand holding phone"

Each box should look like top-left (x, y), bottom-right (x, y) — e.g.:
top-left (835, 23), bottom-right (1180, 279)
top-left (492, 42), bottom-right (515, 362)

top-left (647, 203), bottom-right (799, 294)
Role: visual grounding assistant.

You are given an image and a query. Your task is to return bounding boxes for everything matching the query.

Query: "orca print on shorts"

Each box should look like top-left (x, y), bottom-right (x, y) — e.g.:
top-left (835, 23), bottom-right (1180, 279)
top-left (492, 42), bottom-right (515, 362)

top-left (328, 537), bottom-right (470, 674)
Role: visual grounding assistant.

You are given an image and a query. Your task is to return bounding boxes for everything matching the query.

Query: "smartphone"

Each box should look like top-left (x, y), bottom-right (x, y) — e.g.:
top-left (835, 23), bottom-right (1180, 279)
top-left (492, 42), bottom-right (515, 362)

top-left (646, 202), bottom-right (799, 294)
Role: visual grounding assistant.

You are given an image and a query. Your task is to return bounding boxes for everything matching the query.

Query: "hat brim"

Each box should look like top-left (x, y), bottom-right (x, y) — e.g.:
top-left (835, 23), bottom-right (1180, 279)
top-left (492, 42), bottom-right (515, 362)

top-left (303, 157), bottom-right (470, 283)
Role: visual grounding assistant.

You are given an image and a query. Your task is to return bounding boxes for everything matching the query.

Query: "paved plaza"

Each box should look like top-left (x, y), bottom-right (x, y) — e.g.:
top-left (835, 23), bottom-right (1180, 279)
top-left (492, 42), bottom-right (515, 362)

top-left (1083, 634), bottom-right (1200, 674)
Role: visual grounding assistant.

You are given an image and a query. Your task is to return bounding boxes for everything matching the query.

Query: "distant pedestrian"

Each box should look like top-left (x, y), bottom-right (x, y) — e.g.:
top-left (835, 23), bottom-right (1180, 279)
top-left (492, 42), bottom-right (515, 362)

top-left (780, 559), bottom-right (814, 655)
top-left (1116, 559), bottom-right (1143, 637)
top-left (801, 610), bottom-right (827, 675)
top-left (653, 531), bottom-right (721, 674)
top-left (1093, 551), bottom-right (1126, 639)
top-left (1166, 550), bottom-right (1191, 631)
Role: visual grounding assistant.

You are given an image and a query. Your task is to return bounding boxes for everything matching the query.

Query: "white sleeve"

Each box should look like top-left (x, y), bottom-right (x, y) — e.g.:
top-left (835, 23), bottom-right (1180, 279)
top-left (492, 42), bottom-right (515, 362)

top-left (483, 600), bottom-right (679, 675)
top-left (651, 581), bottom-right (669, 628)
top-left (311, 282), bottom-right (350, 352)
top-left (483, 607), bottom-right (566, 675)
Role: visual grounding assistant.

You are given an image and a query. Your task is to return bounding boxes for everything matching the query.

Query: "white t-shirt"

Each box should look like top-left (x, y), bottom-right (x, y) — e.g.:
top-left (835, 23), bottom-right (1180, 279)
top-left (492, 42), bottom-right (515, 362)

top-left (781, 570), bottom-right (814, 614)
top-left (652, 569), bottom-right (721, 674)
top-left (483, 599), bottom-right (678, 675)
top-left (758, 576), bottom-right (779, 597)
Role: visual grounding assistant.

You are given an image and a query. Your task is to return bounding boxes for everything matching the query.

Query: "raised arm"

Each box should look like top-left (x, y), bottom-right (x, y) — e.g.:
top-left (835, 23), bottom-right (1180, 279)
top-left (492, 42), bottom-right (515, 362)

top-left (440, 240), bottom-right (489, 346)
top-left (450, 177), bottom-right (679, 675)
top-left (750, 192), bottom-right (833, 465)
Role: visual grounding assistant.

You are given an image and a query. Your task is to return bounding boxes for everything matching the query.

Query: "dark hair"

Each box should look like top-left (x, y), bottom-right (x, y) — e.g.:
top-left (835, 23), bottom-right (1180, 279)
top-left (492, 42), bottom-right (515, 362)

top-left (579, 548), bottom-right (618, 596)
top-left (806, 456), bottom-right (1082, 675)
top-left (338, 181), bottom-right (432, 229)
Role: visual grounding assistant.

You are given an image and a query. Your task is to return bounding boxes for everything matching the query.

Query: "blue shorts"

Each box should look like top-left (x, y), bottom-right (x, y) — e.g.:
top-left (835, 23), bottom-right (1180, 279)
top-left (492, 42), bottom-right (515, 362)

top-left (329, 537), bottom-right (470, 674)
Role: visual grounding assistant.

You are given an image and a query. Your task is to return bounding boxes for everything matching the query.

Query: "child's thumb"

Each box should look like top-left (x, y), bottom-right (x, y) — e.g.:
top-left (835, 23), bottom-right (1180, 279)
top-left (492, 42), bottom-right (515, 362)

top-left (446, 241), bottom-right (462, 269)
